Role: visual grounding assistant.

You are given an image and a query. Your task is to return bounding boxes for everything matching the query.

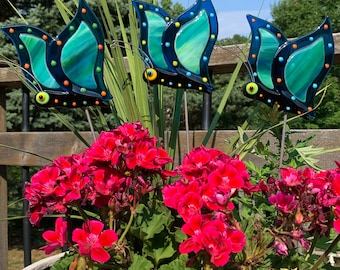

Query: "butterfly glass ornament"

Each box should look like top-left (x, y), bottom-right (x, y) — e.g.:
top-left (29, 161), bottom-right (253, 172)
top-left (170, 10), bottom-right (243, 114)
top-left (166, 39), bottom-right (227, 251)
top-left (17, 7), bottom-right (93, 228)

top-left (244, 15), bottom-right (334, 118)
top-left (1, 0), bottom-right (112, 108)
top-left (132, 0), bottom-right (218, 92)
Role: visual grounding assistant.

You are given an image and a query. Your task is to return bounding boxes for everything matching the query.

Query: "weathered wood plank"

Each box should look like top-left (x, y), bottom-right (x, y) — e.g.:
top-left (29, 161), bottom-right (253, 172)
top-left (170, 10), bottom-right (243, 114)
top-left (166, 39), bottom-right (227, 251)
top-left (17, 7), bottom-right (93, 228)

top-left (1, 33), bottom-right (340, 85)
top-left (0, 67), bottom-right (22, 88)
top-left (0, 130), bottom-right (339, 169)
top-left (0, 132), bottom-right (94, 167)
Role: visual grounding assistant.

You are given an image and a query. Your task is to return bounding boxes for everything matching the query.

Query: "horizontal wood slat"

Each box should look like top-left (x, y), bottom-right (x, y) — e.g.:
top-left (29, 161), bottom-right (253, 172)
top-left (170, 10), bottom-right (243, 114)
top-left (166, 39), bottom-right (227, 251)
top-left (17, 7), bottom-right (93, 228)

top-left (0, 130), bottom-right (339, 169)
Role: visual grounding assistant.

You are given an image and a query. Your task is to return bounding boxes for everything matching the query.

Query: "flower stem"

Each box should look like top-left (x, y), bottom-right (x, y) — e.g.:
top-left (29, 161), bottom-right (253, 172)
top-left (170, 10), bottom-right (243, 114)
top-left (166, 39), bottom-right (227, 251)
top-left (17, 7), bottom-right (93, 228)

top-left (75, 203), bottom-right (89, 222)
top-left (306, 231), bottom-right (319, 261)
top-left (311, 233), bottom-right (340, 270)
top-left (118, 207), bottom-right (135, 244)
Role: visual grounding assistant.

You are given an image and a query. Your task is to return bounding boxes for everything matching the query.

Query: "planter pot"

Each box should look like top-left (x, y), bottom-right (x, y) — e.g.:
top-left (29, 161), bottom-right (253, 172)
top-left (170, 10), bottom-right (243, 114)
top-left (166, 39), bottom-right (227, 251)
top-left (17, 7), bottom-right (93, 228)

top-left (22, 252), bottom-right (66, 270)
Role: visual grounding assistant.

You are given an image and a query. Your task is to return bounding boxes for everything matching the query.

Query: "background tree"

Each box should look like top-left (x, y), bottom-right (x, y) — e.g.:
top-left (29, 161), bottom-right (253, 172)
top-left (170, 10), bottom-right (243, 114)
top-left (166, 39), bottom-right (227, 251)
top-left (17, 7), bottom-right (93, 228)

top-left (271, 0), bottom-right (340, 128)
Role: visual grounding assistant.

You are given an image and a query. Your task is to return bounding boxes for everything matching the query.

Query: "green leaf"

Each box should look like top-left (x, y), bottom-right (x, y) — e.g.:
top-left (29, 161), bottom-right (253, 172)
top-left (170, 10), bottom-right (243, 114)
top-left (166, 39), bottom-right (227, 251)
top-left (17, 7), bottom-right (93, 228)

top-left (174, 228), bottom-right (187, 243)
top-left (143, 234), bottom-right (176, 266)
top-left (130, 203), bottom-right (169, 240)
top-left (50, 252), bottom-right (77, 270)
top-left (158, 254), bottom-right (194, 270)
top-left (129, 254), bottom-right (154, 270)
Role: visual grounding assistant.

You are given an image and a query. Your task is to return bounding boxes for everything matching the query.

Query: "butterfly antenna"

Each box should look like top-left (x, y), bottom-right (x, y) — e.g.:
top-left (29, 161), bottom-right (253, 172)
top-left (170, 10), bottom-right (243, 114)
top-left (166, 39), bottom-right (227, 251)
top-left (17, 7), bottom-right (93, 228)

top-left (0, 59), bottom-right (44, 93)
top-left (215, 44), bottom-right (255, 81)
top-left (233, 43), bottom-right (256, 81)
top-left (111, 39), bottom-right (154, 69)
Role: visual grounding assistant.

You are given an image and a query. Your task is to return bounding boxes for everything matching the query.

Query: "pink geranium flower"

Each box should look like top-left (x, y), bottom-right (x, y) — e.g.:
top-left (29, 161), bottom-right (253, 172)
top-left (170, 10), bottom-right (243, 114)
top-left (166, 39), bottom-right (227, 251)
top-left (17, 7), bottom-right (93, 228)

top-left (42, 217), bottom-right (67, 254)
top-left (179, 215), bottom-right (203, 254)
top-left (280, 167), bottom-right (301, 186)
top-left (208, 163), bottom-right (245, 193)
top-left (269, 192), bottom-right (298, 213)
top-left (72, 220), bottom-right (118, 263)
top-left (125, 141), bottom-right (158, 170)
top-left (177, 192), bottom-right (203, 222)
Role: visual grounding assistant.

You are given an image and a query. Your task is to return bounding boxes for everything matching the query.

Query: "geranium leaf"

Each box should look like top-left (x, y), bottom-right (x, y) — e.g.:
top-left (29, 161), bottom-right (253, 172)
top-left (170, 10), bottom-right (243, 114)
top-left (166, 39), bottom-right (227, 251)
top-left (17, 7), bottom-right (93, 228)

top-left (128, 254), bottom-right (154, 270)
top-left (50, 252), bottom-right (77, 270)
top-left (143, 234), bottom-right (176, 266)
top-left (174, 229), bottom-right (187, 243)
top-left (158, 254), bottom-right (194, 270)
top-left (131, 203), bottom-right (169, 240)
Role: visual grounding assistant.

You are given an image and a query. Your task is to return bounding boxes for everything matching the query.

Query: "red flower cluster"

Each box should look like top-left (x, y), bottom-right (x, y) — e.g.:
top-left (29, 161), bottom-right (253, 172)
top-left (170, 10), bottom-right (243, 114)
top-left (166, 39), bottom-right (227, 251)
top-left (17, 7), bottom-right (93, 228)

top-left (163, 146), bottom-right (252, 267)
top-left (260, 163), bottom-right (340, 256)
top-left (24, 122), bottom-right (174, 262)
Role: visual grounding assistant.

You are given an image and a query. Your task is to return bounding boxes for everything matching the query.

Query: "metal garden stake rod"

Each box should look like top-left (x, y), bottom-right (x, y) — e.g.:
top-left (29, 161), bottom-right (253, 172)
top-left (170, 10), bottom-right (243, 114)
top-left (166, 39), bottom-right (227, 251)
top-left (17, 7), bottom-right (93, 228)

top-left (22, 86), bottom-right (31, 266)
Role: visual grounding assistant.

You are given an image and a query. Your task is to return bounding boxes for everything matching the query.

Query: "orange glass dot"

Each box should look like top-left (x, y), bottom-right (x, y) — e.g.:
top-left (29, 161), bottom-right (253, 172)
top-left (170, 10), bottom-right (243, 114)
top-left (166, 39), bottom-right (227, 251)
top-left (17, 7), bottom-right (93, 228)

top-left (325, 63), bottom-right (330, 69)
top-left (252, 18), bottom-right (256, 23)
top-left (63, 80), bottom-right (70, 86)
top-left (98, 44), bottom-right (103, 50)
top-left (72, 102), bottom-right (77, 107)
top-left (324, 24), bottom-right (329, 30)
top-left (56, 40), bottom-right (62, 46)
top-left (308, 107), bottom-right (313, 112)
top-left (54, 99), bottom-right (59, 104)
top-left (276, 33), bottom-right (282, 38)
top-left (95, 100), bottom-right (100, 105)
top-left (82, 8), bottom-right (87, 14)
top-left (251, 54), bottom-right (256, 59)
top-left (276, 78), bottom-right (282, 83)
top-left (42, 35), bottom-right (48, 40)
top-left (259, 93), bottom-right (264, 98)
top-left (101, 91), bottom-right (107, 97)
top-left (277, 104), bottom-right (281, 109)
top-left (297, 111), bottom-right (302, 115)
top-left (9, 28), bottom-right (15, 34)
top-left (24, 63), bottom-right (30, 69)
top-left (292, 44), bottom-right (298, 49)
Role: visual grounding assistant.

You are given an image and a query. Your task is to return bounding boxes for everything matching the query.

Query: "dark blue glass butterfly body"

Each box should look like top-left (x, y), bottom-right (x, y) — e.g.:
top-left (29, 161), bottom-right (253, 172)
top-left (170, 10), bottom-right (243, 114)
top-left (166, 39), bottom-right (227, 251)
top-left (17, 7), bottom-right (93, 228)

top-left (1, 0), bottom-right (112, 108)
top-left (132, 0), bottom-right (218, 92)
top-left (244, 15), bottom-right (334, 118)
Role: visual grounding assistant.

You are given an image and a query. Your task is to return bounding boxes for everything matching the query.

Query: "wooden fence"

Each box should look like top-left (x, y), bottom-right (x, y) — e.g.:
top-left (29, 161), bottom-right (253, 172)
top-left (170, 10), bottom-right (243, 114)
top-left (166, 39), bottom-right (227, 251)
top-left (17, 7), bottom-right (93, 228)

top-left (1, 35), bottom-right (340, 269)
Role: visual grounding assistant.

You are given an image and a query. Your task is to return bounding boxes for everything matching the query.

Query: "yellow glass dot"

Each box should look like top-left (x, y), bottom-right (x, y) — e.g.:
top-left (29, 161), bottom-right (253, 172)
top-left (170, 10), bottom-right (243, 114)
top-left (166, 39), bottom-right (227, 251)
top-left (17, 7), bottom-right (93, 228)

top-left (165, 17), bottom-right (170, 21)
top-left (144, 68), bottom-right (158, 81)
top-left (202, 77), bottom-right (208, 83)
top-left (245, 82), bottom-right (259, 95)
top-left (142, 40), bottom-right (147, 45)
top-left (172, 61), bottom-right (178, 67)
top-left (199, 86), bottom-right (203, 91)
top-left (175, 22), bottom-right (181, 27)
top-left (178, 83), bottom-right (182, 87)
top-left (161, 79), bottom-right (165, 82)
top-left (139, 4), bottom-right (143, 9)
top-left (211, 34), bottom-right (216, 39)
top-left (35, 92), bottom-right (50, 105)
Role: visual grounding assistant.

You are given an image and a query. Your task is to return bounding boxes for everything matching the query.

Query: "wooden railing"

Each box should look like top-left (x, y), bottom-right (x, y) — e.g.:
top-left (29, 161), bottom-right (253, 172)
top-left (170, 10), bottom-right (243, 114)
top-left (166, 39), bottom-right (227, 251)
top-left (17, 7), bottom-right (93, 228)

top-left (1, 35), bottom-right (340, 269)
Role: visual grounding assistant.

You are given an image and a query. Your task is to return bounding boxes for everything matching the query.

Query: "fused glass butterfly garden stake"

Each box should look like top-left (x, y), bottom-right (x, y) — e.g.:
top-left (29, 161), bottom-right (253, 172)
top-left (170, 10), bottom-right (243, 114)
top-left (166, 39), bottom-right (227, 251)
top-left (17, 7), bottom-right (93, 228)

top-left (244, 15), bottom-right (334, 166)
top-left (244, 15), bottom-right (334, 119)
top-left (132, 0), bottom-right (218, 93)
top-left (1, 0), bottom-right (112, 108)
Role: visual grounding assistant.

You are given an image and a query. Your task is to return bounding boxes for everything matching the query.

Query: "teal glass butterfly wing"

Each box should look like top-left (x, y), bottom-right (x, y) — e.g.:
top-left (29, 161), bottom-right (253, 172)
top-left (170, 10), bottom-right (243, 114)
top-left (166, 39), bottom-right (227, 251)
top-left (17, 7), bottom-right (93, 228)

top-left (1, 0), bottom-right (112, 108)
top-left (244, 15), bottom-right (334, 118)
top-left (132, 0), bottom-right (218, 92)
